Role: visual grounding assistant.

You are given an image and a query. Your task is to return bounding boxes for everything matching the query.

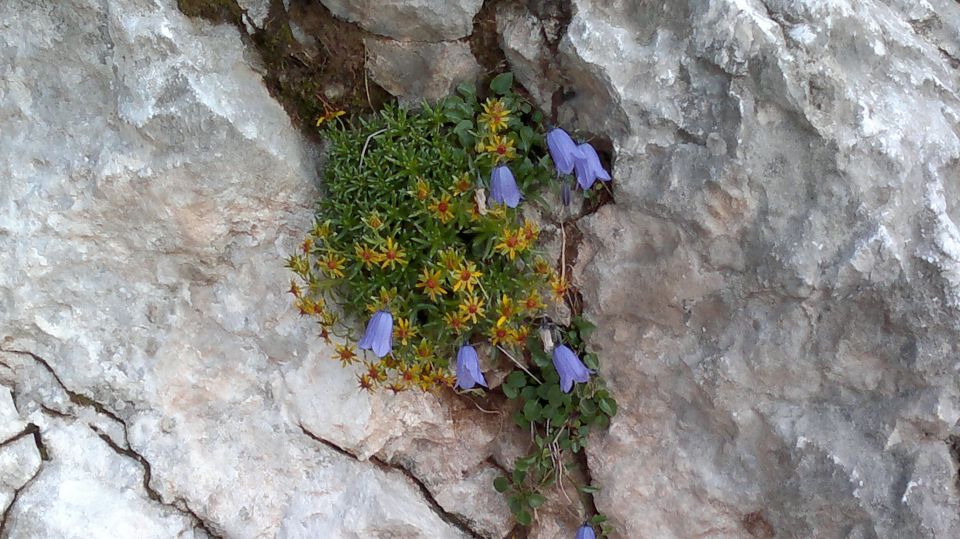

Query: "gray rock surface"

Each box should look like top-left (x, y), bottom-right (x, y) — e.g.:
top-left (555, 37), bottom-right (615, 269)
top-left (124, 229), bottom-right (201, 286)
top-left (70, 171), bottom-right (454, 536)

top-left (495, 3), bottom-right (560, 111)
top-left (516, 0), bottom-right (960, 537)
top-left (365, 38), bottom-right (482, 105)
top-left (319, 0), bottom-right (483, 41)
top-left (0, 0), bottom-right (497, 537)
top-left (4, 0), bottom-right (960, 538)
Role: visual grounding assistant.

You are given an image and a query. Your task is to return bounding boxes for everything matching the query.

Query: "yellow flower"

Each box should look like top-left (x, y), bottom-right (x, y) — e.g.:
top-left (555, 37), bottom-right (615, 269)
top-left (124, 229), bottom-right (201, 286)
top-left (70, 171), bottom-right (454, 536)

top-left (364, 212), bottom-right (385, 230)
top-left (394, 318), bottom-right (418, 346)
top-left (286, 253), bottom-right (310, 276)
top-left (443, 311), bottom-right (468, 333)
top-left (532, 257), bottom-right (553, 276)
top-left (495, 295), bottom-right (516, 327)
top-left (481, 133), bottom-right (517, 163)
top-left (333, 344), bottom-right (357, 366)
top-left (312, 220), bottom-right (332, 240)
top-left (550, 274), bottom-right (569, 301)
top-left (416, 267), bottom-right (447, 301)
top-left (412, 178), bottom-right (431, 202)
top-left (357, 373), bottom-right (375, 392)
top-left (458, 293), bottom-right (486, 324)
top-left (413, 339), bottom-right (434, 361)
top-left (429, 193), bottom-right (455, 224)
top-left (295, 297), bottom-right (319, 316)
top-left (318, 252), bottom-right (347, 278)
top-left (489, 325), bottom-right (514, 347)
top-left (355, 243), bottom-right (383, 269)
top-left (365, 362), bottom-right (388, 383)
top-left (521, 219), bottom-right (540, 245)
top-left (380, 237), bottom-right (408, 270)
top-left (494, 228), bottom-right (524, 260)
top-left (478, 98), bottom-right (510, 132)
top-left (452, 172), bottom-right (473, 196)
top-left (399, 364), bottom-right (422, 388)
top-left (366, 287), bottom-right (397, 313)
top-left (451, 261), bottom-right (482, 293)
top-left (288, 280), bottom-right (302, 298)
top-left (522, 290), bottom-right (544, 313)
top-left (513, 325), bottom-right (531, 347)
top-left (439, 248), bottom-right (462, 273)
top-left (316, 108), bottom-right (345, 126)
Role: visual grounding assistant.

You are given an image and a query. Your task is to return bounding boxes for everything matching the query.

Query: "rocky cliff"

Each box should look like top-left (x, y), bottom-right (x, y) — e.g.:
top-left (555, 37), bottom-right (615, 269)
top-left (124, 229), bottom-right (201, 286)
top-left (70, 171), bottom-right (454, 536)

top-left (1, 0), bottom-right (959, 538)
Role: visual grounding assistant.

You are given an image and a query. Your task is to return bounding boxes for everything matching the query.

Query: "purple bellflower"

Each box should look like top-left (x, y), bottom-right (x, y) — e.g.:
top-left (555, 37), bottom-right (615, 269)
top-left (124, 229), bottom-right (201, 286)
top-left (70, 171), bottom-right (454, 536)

top-left (552, 344), bottom-right (591, 393)
top-left (455, 344), bottom-right (487, 390)
top-left (575, 524), bottom-right (596, 539)
top-left (547, 127), bottom-right (580, 175)
top-left (573, 142), bottom-right (611, 190)
top-left (358, 310), bottom-right (393, 358)
top-left (490, 165), bottom-right (522, 208)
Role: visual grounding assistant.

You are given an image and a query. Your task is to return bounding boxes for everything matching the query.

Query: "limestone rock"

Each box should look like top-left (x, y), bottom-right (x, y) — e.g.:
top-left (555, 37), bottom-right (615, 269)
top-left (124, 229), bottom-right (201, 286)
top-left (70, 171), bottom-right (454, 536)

top-left (237, 0), bottom-right (270, 31)
top-left (320, 0), bottom-right (483, 41)
top-left (365, 38), bottom-right (482, 105)
top-left (550, 0), bottom-right (960, 537)
top-left (0, 0), bottom-right (486, 537)
top-left (496, 2), bottom-right (560, 113)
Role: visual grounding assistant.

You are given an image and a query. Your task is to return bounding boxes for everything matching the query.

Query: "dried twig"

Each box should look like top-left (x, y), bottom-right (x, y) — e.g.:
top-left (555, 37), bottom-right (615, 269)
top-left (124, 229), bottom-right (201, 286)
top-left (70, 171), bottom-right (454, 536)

top-left (359, 128), bottom-right (387, 169)
top-left (497, 345), bottom-right (542, 384)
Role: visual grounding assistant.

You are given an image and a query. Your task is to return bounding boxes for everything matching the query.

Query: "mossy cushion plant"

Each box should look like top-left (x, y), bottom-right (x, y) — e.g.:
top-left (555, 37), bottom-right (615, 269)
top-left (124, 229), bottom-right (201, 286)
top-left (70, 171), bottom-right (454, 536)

top-left (287, 73), bottom-right (617, 536)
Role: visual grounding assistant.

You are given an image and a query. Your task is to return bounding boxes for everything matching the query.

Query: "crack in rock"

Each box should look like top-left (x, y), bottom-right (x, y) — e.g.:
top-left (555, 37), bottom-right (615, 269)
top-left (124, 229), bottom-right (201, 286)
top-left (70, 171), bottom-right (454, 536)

top-left (0, 348), bottom-right (125, 425)
top-left (298, 424), bottom-right (483, 539)
top-left (0, 423), bottom-right (47, 536)
top-left (89, 425), bottom-right (224, 539)
top-left (0, 347), bottom-right (222, 538)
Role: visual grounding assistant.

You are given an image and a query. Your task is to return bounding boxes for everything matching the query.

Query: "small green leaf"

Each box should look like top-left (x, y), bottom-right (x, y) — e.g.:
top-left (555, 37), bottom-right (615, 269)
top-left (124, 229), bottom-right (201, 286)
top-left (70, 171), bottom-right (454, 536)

top-left (490, 72), bottom-right (514, 95)
top-left (457, 82), bottom-right (477, 98)
top-left (494, 476), bottom-right (510, 493)
top-left (506, 371), bottom-right (526, 389)
top-left (523, 400), bottom-right (541, 421)
top-left (528, 492), bottom-right (546, 508)
top-left (516, 509), bottom-right (532, 526)
top-left (599, 397), bottom-right (618, 417)
top-left (579, 399), bottom-right (598, 416)
top-left (503, 383), bottom-right (519, 399)
top-left (508, 495), bottom-right (521, 513)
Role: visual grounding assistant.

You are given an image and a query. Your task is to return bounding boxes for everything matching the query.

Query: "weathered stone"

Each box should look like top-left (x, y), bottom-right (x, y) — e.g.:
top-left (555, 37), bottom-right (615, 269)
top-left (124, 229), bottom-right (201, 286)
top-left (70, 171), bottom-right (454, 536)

top-left (237, 0), bottom-right (270, 31)
top-left (0, 0), bottom-right (489, 537)
top-left (320, 0), bottom-right (483, 41)
top-left (365, 37), bottom-right (482, 105)
top-left (496, 2), bottom-right (560, 113)
top-left (549, 0), bottom-right (960, 537)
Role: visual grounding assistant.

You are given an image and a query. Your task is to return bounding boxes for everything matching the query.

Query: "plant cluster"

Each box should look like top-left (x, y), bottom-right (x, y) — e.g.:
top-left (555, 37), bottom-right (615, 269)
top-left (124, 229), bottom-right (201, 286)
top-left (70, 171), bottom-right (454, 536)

top-left (287, 73), bottom-right (617, 535)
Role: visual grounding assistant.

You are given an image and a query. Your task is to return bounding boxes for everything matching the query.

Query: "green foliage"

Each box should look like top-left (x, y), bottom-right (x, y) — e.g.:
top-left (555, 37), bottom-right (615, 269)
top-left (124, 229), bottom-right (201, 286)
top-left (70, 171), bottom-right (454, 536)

top-left (495, 320), bottom-right (618, 535)
top-left (287, 73), bottom-right (618, 532)
top-left (287, 83), bottom-right (558, 391)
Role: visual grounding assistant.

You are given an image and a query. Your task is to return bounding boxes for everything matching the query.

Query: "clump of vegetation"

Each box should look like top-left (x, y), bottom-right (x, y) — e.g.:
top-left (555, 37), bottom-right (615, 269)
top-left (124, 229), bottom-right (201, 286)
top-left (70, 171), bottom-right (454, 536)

top-left (287, 73), bottom-right (616, 535)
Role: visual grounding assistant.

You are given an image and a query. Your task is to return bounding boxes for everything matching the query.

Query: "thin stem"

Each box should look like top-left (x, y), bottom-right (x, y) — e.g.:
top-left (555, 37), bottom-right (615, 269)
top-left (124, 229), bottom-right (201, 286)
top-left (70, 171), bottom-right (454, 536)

top-left (497, 345), bottom-right (542, 384)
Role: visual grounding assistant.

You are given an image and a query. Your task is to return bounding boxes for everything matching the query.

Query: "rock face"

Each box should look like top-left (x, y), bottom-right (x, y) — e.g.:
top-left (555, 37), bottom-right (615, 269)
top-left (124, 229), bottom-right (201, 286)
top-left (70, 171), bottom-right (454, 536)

top-left (319, 0), bottom-right (483, 41)
top-left (4, 0), bottom-right (960, 538)
top-left (365, 38), bottom-right (482, 105)
top-left (0, 0), bottom-right (501, 537)
top-left (519, 0), bottom-right (960, 537)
